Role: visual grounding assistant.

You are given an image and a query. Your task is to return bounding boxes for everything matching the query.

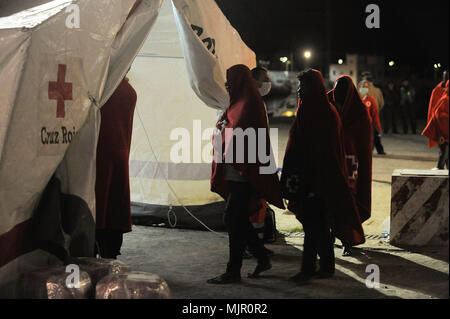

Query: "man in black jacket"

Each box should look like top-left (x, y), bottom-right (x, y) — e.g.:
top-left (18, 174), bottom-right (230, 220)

top-left (383, 81), bottom-right (401, 134)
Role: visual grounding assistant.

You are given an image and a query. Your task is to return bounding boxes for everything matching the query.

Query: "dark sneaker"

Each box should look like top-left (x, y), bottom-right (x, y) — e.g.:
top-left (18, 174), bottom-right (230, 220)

top-left (342, 246), bottom-right (352, 256)
top-left (207, 273), bottom-right (241, 285)
top-left (289, 272), bottom-right (315, 284)
top-left (248, 260), bottom-right (272, 278)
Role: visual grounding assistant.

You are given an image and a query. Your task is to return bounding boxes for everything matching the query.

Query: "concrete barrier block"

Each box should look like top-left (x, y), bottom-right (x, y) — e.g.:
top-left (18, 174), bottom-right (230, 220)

top-left (390, 169), bottom-right (449, 247)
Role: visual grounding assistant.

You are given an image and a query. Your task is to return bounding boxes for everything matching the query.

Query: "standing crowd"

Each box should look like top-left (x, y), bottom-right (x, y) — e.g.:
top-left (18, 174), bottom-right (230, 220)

top-left (94, 64), bottom-right (448, 287)
top-left (207, 66), bottom-right (370, 284)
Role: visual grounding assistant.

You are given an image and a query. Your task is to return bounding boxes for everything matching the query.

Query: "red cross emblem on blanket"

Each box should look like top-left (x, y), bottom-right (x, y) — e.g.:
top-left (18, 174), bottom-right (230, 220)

top-left (346, 155), bottom-right (358, 181)
top-left (48, 64), bottom-right (73, 118)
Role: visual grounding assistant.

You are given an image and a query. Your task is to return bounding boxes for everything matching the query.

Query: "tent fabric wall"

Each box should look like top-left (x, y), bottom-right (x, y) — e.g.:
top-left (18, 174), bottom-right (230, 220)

top-left (128, 0), bottom-right (222, 227)
top-left (0, 0), bottom-right (162, 296)
top-left (128, 0), bottom-right (257, 230)
top-left (0, 0), bottom-right (257, 296)
top-left (172, 0), bottom-right (257, 110)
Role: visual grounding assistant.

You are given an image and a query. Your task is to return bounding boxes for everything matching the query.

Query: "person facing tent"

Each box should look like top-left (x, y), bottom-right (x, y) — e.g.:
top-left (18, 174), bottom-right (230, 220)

top-left (422, 79), bottom-right (449, 169)
top-left (208, 64), bottom-right (284, 284)
top-left (95, 77), bottom-right (137, 259)
top-left (243, 67), bottom-right (275, 259)
top-left (280, 69), bottom-right (365, 284)
top-left (251, 66), bottom-right (272, 98)
top-left (328, 75), bottom-right (373, 256)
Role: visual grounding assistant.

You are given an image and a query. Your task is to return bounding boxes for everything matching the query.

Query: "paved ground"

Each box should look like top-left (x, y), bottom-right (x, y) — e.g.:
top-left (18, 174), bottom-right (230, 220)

top-left (119, 118), bottom-right (449, 299)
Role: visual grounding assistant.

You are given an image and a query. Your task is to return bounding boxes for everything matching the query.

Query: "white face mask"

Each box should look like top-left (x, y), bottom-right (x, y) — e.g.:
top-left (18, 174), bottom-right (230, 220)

top-left (359, 88), bottom-right (369, 95)
top-left (258, 82), bottom-right (272, 96)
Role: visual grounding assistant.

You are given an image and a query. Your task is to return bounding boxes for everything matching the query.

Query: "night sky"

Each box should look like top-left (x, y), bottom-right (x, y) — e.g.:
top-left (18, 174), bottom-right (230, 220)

top-left (215, 0), bottom-right (449, 75)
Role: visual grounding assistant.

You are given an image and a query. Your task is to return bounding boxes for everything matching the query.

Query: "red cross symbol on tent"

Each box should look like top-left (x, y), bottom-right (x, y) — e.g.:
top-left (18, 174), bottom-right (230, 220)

top-left (48, 64), bottom-right (72, 118)
top-left (346, 155), bottom-right (358, 181)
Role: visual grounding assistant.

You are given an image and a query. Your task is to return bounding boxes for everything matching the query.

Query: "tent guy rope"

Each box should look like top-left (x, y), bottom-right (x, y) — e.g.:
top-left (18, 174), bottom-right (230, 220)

top-left (135, 105), bottom-right (227, 238)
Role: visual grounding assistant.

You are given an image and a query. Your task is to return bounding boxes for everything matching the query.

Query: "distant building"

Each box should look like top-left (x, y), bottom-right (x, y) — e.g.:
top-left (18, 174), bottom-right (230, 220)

top-left (329, 54), bottom-right (358, 85)
top-left (329, 53), bottom-right (386, 86)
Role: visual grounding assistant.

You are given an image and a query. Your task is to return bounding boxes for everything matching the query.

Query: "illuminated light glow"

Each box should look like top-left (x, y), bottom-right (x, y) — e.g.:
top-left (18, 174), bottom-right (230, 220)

top-left (304, 51), bottom-right (311, 59)
top-left (437, 63), bottom-right (441, 68)
top-left (338, 59), bottom-right (344, 65)
top-left (280, 57), bottom-right (288, 63)
top-left (282, 111), bottom-right (295, 118)
top-left (434, 64), bottom-right (439, 69)
top-left (389, 61), bottom-right (395, 67)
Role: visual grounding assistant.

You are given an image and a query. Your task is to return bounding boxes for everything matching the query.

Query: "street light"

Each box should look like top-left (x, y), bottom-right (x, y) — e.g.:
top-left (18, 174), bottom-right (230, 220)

top-left (338, 59), bottom-right (344, 65)
top-left (280, 57), bottom-right (288, 63)
top-left (389, 61), bottom-right (395, 67)
top-left (304, 50), bottom-right (311, 59)
top-left (434, 64), bottom-right (439, 69)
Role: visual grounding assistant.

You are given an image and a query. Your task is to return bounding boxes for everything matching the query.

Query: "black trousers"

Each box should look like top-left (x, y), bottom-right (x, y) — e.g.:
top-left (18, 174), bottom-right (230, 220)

top-left (373, 128), bottom-right (385, 154)
top-left (437, 142), bottom-right (449, 170)
top-left (382, 105), bottom-right (399, 134)
top-left (399, 103), bottom-right (416, 134)
top-left (95, 229), bottom-right (123, 259)
top-left (297, 197), bottom-right (335, 275)
top-left (224, 181), bottom-right (269, 276)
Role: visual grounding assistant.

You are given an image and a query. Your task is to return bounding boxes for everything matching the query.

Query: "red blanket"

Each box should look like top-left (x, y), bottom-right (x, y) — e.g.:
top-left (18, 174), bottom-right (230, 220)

top-left (423, 81), bottom-right (449, 147)
top-left (328, 75), bottom-right (373, 222)
top-left (362, 95), bottom-right (382, 132)
top-left (281, 70), bottom-right (364, 246)
top-left (96, 79), bottom-right (137, 232)
top-left (211, 64), bottom-right (284, 210)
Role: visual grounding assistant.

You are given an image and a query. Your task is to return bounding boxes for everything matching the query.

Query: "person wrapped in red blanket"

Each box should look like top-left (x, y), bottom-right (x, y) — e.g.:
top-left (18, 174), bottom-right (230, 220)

top-left (280, 69), bottom-right (364, 284)
top-left (95, 78), bottom-right (136, 259)
top-left (328, 75), bottom-right (373, 256)
top-left (359, 80), bottom-right (386, 155)
top-left (423, 78), bottom-right (449, 169)
top-left (208, 64), bottom-right (284, 284)
top-left (427, 73), bottom-right (448, 126)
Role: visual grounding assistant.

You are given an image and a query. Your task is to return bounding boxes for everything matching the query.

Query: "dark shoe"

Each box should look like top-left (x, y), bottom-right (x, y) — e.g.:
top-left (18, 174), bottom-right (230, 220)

top-left (207, 273), bottom-right (241, 285)
top-left (378, 151), bottom-right (387, 155)
top-left (248, 260), bottom-right (272, 278)
top-left (342, 246), bottom-right (352, 257)
top-left (289, 272), bottom-right (314, 284)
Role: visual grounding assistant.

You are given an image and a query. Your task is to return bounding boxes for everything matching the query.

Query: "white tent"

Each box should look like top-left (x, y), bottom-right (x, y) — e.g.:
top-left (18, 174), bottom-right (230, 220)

top-left (0, 0), bottom-right (256, 296)
top-left (0, 0), bottom-right (163, 297)
top-left (128, 0), bottom-right (256, 230)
